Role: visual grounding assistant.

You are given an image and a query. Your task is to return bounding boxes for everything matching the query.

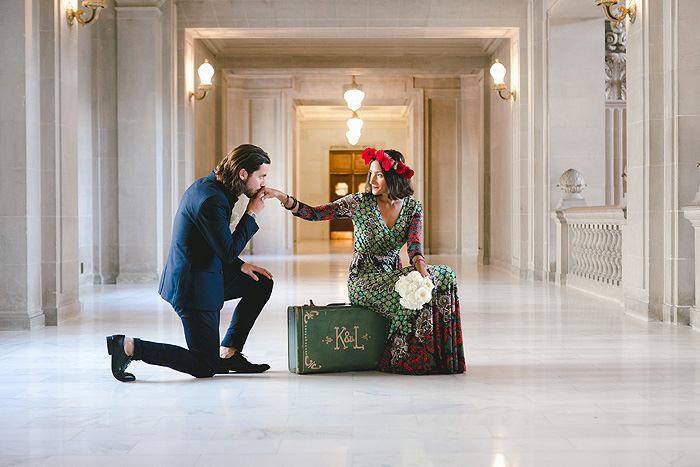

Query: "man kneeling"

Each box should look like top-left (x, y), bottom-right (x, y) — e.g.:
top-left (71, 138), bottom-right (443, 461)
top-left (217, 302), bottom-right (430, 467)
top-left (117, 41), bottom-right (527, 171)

top-left (107, 144), bottom-right (274, 381)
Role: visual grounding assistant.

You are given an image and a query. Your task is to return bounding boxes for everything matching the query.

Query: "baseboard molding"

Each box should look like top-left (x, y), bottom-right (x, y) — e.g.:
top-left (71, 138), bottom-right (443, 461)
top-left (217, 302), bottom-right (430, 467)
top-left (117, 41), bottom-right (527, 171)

top-left (624, 296), bottom-right (662, 322)
top-left (566, 274), bottom-right (625, 305)
top-left (477, 252), bottom-right (490, 265)
top-left (693, 307), bottom-right (700, 331)
top-left (97, 274), bottom-right (118, 285)
top-left (79, 274), bottom-right (95, 287)
top-left (488, 257), bottom-right (512, 272)
top-left (662, 304), bottom-right (692, 326)
top-left (116, 272), bottom-right (160, 284)
top-left (44, 301), bottom-right (81, 326)
top-left (0, 310), bottom-right (45, 330)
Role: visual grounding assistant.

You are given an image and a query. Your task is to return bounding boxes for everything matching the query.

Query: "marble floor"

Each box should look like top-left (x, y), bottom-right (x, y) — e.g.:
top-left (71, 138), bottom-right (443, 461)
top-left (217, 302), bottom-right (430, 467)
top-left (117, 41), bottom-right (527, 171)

top-left (2, 241), bottom-right (700, 466)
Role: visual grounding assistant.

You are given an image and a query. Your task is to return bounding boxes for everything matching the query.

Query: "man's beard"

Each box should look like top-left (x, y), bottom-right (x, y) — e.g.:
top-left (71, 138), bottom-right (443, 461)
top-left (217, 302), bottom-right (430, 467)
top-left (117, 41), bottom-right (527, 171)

top-left (243, 183), bottom-right (259, 199)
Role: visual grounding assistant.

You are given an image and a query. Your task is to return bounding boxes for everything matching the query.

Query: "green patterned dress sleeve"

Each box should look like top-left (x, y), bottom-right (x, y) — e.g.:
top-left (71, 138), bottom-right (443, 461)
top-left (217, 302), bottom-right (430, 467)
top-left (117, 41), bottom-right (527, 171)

top-left (294, 192), bottom-right (465, 375)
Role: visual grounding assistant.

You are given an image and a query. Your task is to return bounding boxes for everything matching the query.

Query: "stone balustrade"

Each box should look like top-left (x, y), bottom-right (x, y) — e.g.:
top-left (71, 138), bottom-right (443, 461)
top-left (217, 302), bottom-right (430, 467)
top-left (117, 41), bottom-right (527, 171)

top-left (552, 206), bottom-right (626, 302)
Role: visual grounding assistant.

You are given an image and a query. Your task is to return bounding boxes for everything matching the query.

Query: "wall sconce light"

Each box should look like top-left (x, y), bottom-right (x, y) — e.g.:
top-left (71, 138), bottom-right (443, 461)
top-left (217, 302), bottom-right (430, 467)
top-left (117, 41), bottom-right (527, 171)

top-left (344, 76), bottom-right (365, 112)
top-left (66, 0), bottom-right (106, 26)
top-left (189, 60), bottom-right (215, 101)
top-left (489, 59), bottom-right (515, 101)
top-left (594, 0), bottom-right (636, 23)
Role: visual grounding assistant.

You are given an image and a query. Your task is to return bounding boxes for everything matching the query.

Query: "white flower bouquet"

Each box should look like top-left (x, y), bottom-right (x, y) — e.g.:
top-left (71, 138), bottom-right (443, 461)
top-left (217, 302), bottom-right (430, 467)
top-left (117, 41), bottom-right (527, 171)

top-left (394, 270), bottom-right (435, 310)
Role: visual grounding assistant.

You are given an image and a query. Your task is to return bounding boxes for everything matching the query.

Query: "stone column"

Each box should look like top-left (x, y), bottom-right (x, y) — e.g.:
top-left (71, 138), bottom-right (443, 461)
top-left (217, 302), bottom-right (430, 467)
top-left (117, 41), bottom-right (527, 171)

top-left (625, 1), bottom-right (697, 324)
top-left (0, 0), bottom-right (44, 329)
top-left (681, 206), bottom-right (700, 330)
top-left (460, 75), bottom-right (482, 258)
top-left (45, 0), bottom-right (82, 325)
top-left (91, 2), bottom-right (120, 284)
top-left (115, 1), bottom-right (164, 282)
top-left (224, 77), bottom-right (293, 255)
top-left (422, 78), bottom-right (463, 255)
top-left (246, 89), bottom-right (293, 255)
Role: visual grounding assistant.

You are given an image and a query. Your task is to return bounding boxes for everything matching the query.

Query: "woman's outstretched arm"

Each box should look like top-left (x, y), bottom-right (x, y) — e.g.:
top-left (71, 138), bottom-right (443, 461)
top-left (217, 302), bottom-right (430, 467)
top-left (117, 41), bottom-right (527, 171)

top-left (264, 188), bottom-right (358, 221)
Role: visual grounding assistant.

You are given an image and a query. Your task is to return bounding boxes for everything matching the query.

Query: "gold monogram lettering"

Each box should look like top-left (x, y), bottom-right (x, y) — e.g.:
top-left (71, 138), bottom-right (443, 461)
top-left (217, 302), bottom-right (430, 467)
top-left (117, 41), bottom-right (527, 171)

top-left (334, 326), bottom-right (348, 349)
top-left (332, 326), bottom-right (365, 350)
top-left (353, 326), bottom-right (365, 350)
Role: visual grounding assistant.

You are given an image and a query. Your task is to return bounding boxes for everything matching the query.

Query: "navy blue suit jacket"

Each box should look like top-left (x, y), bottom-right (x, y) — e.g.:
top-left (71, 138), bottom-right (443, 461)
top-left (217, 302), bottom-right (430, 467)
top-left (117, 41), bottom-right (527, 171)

top-left (159, 171), bottom-right (259, 311)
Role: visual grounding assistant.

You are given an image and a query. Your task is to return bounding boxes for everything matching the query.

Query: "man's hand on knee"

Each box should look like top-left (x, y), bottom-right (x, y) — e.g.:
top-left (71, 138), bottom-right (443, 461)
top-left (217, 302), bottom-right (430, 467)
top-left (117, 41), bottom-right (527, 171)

top-left (240, 262), bottom-right (273, 281)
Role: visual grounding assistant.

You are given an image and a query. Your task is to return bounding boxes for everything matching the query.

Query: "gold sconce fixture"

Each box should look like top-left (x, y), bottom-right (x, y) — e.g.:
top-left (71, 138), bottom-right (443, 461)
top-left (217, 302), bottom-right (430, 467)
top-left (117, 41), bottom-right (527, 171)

top-left (594, 0), bottom-right (636, 23)
top-left (489, 59), bottom-right (515, 101)
top-left (189, 60), bottom-right (215, 101)
top-left (66, 0), bottom-right (107, 26)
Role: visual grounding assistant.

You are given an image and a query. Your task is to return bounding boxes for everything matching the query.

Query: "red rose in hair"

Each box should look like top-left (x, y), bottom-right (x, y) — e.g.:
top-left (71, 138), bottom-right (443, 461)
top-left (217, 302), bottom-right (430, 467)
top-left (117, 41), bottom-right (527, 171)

top-left (362, 148), bottom-right (376, 165)
top-left (375, 150), bottom-right (386, 162)
top-left (404, 168), bottom-right (414, 179)
top-left (395, 161), bottom-right (406, 174)
top-left (381, 157), bottom-right (394, 171)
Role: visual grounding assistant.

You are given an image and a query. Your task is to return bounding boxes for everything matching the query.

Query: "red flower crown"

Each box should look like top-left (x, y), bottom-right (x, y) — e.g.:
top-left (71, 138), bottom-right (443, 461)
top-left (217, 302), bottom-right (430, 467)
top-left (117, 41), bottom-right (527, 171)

top-left (361, 148), bottom-right (415, 180)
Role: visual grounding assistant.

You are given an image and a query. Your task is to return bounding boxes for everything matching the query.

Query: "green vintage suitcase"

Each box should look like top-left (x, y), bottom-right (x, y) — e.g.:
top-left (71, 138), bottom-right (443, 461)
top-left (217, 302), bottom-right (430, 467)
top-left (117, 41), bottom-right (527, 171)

top-left (288, 301), bottom-right (389, 374)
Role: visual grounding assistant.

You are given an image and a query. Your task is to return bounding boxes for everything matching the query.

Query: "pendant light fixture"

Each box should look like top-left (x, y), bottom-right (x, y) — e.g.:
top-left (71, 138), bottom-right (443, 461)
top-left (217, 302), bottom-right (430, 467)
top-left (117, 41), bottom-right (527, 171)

top-left (344, 76), bottom-right (365, 112)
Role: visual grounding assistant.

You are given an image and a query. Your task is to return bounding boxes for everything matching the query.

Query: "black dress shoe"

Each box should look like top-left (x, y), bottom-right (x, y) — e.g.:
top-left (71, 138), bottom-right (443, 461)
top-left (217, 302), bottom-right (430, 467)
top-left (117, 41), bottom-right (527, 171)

top-left (217, 353), bottom-right (270, 374)
top-left (106, 334), bottom-right (136, 382)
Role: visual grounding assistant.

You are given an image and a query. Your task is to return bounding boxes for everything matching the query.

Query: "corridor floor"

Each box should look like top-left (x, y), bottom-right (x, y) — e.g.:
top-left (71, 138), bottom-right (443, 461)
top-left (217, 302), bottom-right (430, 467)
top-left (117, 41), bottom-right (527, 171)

top-left (2, 241), bottom-right (700, 466)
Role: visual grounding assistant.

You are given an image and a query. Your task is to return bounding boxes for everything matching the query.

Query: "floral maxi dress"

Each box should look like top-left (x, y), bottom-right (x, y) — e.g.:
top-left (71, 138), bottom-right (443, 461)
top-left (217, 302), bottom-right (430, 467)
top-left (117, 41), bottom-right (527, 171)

top-left (294, 192), bottom-right (466, 375)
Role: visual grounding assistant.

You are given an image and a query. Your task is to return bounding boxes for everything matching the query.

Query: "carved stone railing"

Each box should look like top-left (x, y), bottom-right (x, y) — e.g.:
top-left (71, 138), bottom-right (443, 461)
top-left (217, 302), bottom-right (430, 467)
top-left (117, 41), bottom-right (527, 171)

top-left (552, 206), bottom-right (626, 302)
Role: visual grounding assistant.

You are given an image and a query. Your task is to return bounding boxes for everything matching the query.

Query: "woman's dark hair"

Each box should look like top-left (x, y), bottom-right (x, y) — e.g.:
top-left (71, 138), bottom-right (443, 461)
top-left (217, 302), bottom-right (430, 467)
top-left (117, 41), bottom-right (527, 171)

top-left (364, 149), bottom-right (414, 200)
top-left (215, 144), bottom-right (270, 196)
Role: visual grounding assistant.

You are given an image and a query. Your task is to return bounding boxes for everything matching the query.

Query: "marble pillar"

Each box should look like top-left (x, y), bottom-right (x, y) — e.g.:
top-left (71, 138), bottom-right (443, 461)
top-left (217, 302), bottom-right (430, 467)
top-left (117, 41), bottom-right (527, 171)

top-left (0, 0), bottom-right (44, 329)
top-left (91, 2), bottom-right (120, 284)
top-left (47, 0), bottom-right (82, 325)
top-left (115, 1), bottom-right (163, 282)
top-left (424, 83), bottom-right (460, 254)
top-left (681, 207), bottom-right (700, 330)
top-left (625, 0), bottom-right (697, 324)
top-left (247, 90), bottom-right (293, 255)
top-left (488, 40), bottom-right (514, 271)
top-left (461, 75), bottom-right (482, 258)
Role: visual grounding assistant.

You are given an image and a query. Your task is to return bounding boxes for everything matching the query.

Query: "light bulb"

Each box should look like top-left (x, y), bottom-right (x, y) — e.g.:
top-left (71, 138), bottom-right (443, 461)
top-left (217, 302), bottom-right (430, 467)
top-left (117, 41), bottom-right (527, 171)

top-left (197, 60), bottom-right (215, 86)
top-left (346, 130), bottom-right (361, 145)
top-left (344, 88), bottom-right (365, 111)
top-left (347, 112), bottom-right (364, 132)
top-left (344, 76), bottom-right (365, 111)
top-left (490, 59), bottom-right (506, 86)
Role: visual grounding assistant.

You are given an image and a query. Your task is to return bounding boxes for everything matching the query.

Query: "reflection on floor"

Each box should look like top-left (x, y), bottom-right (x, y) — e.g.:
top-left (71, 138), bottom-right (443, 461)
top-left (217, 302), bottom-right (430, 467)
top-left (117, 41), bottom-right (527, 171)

top-left (2, 241), bottom-right (700, 466)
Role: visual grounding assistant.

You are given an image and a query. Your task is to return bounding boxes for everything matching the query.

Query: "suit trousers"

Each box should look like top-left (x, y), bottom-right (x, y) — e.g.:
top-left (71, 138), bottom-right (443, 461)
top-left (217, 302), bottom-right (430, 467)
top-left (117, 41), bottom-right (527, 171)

top-left (133, 270), bottom-right (273, 378)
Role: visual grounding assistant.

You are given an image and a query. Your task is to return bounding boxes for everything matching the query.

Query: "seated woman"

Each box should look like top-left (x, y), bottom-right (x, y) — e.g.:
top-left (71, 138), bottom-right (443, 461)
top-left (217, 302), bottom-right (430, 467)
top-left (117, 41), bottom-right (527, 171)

top-left (266, 148), bottom-right (465, 375)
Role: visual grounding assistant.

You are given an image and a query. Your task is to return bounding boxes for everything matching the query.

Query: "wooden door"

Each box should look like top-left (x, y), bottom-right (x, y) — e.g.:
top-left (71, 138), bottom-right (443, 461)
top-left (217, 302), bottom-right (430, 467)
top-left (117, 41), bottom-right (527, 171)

top-left (329, 151), bottom-right (367, 239)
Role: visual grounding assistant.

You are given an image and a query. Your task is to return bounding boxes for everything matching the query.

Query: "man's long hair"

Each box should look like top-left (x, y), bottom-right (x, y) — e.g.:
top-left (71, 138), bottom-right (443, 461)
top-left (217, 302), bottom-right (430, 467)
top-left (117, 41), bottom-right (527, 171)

top-left (215, 144), bottom-right (270, 196)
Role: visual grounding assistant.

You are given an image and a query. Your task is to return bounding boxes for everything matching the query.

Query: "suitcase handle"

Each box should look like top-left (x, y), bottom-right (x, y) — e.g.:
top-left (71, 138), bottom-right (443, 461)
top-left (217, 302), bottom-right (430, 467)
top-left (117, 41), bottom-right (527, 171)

top-left (304, 300), bottom-right (351, 307)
